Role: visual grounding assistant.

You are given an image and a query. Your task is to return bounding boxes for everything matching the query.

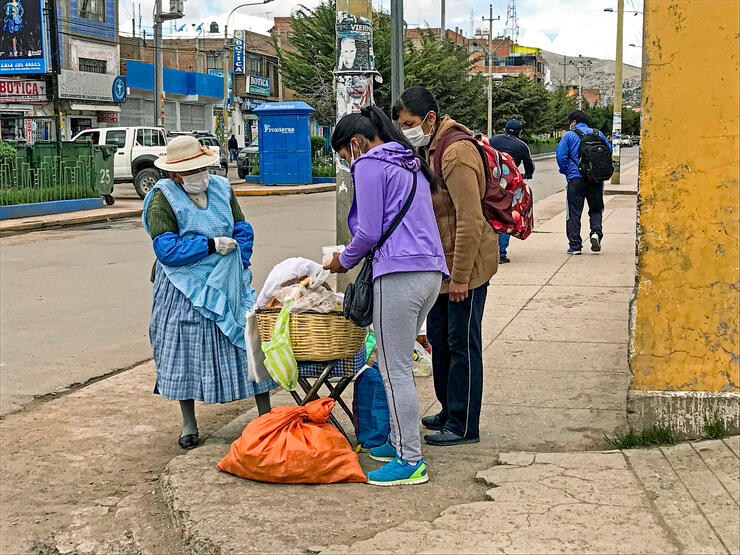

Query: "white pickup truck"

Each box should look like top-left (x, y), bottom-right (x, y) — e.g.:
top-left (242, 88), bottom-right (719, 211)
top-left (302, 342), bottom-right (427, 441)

top-left (72, 126), bottom-right (168, 199)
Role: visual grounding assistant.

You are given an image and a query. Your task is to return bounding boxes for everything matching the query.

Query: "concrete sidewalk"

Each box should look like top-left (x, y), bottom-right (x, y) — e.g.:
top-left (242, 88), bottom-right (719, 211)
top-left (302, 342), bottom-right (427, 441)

top-left (153, 160), bottom-right (737, 553)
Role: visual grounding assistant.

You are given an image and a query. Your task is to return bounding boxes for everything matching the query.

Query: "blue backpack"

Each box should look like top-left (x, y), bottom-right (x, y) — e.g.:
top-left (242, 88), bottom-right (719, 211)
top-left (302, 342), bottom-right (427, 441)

top-left (352, 363), bottom-right (390, 448)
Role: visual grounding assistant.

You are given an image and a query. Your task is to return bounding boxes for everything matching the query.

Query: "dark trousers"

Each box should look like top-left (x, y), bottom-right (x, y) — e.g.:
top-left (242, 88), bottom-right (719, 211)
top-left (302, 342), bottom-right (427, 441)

top-left (426, 282), bottom-right (488, 438)
top-left (566, 177), bottom-right (604, 250)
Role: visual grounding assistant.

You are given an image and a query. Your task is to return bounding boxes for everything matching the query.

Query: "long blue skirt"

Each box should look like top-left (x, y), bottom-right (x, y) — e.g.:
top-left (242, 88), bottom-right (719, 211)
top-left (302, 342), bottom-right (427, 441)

top-left (150, 265), bottom-right (278, 403)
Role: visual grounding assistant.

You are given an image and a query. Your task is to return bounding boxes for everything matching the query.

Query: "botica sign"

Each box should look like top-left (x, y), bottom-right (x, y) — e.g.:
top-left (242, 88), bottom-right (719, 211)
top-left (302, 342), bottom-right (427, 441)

top-left (59, 70), bottom-right (126, 103)
top-left (0, 79), bottom-right (47, 102)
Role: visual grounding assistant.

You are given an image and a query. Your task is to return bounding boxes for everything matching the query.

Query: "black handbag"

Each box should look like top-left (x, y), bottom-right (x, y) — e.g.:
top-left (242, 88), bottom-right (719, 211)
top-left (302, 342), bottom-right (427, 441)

top-left (343, 171), bottom-right (418, 327)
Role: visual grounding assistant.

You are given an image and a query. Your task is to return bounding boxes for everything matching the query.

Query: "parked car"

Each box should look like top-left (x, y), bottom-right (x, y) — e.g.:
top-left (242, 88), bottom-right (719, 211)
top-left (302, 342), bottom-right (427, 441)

top-left (631, 135), bottom-right (641, 145)
top-left (237, 136), bottom-right (259, 179)
top-left (73, 126), bottom-right (167, 199)
top-left (619, 136), bottom-right (634, 147)
top-left (167, 131), bottom-right (228, 178)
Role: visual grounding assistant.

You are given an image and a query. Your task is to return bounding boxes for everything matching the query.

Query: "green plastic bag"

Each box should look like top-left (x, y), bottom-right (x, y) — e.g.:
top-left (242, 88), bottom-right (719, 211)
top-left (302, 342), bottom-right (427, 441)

top-left (261, 302), bottom-right (298, 391)
top-left (364, 332), bottom-right (376, 364)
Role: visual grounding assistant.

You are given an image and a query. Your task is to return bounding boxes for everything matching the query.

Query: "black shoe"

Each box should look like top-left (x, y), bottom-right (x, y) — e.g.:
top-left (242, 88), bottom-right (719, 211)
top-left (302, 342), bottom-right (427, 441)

top-left (424, 428), bottom-right (480, 446)
top-left (590, 233), bottom-right (602, 252)
top-left (499, 256), bottom-right (511, 264)
top-left (178, 433), bottom-right (199, 450)
top-left (421, 413), bottom-right (446, 431)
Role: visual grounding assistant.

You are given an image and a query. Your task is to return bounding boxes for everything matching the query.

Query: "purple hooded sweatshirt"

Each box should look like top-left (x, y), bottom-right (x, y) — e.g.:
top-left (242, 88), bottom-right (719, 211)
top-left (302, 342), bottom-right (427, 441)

top-left (339, 141), bottom-right (449, 280)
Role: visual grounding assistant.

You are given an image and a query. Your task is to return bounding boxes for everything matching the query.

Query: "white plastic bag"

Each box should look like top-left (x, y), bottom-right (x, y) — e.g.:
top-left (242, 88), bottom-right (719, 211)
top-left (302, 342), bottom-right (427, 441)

top-left (245, 308), bottom-right (271, 383)
top-left (257, 258), bottom-right (324, 309)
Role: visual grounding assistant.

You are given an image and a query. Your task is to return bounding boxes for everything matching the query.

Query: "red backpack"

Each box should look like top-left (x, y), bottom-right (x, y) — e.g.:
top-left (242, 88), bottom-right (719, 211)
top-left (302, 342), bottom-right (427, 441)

top-left (433, 131), bottom-right (534, 240)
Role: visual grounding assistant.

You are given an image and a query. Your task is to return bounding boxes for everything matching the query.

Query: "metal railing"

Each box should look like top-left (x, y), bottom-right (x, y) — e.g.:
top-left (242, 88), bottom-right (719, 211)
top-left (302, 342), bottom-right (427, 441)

top-left (0, 155), bottom-right (98, 206)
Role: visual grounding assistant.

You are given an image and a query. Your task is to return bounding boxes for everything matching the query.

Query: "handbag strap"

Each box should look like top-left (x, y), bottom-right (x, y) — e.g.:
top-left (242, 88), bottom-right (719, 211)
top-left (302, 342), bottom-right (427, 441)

top-left (371, 170), bottom-right (417, 256)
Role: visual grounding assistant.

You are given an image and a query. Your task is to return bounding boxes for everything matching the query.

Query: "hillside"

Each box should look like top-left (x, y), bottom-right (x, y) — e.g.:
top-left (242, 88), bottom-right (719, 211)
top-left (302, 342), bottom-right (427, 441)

top-left (541, 49), bottom-right (643, 107)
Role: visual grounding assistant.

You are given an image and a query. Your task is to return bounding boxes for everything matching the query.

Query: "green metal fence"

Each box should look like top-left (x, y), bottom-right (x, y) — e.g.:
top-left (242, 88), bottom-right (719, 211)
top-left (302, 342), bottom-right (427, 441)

top-left (528, 141), bottom-right (559, 155)
top-left (0, 141), bottom-right (114, 206)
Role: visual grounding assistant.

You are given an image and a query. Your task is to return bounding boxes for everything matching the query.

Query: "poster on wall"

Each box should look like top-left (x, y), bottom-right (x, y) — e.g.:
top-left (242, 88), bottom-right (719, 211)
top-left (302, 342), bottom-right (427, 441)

top-left (336, 74), bottom-right (370, 121)
top-left (233, 30), bottom-right (244, 74)
top-left (336, 12), bottom-right (374, 73)
top-left (0, 0), bottom-right (47, 74)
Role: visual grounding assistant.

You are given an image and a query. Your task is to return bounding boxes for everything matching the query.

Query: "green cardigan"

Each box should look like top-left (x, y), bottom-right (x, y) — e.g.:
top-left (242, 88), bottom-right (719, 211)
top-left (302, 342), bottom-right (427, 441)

top-left (147, 188), bottom-right (245, 282)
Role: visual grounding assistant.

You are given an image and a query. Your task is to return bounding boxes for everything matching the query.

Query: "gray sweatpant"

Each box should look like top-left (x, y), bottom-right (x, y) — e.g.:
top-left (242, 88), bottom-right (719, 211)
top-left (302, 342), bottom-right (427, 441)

top-left (373, 271), bottom-right (442, 464)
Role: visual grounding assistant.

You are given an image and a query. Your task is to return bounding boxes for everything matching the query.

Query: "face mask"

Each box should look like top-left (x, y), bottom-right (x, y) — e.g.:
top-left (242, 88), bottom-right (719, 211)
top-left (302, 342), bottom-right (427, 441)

top-left (349, 140), bottom-right (363, 166)
top-left (180, 170), bottom-right (209, 194)
top-left (403, 113), bottom-right (433, 147)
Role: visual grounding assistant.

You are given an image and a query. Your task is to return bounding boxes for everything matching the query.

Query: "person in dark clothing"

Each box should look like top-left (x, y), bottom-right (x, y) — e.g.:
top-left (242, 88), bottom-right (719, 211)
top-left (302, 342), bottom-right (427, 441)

top-left (488, 119), bottom-right (535, 263)
top-left (228, 134), bottom-right (239, 162)
top-left (555, 110), bottom-right (612, 254)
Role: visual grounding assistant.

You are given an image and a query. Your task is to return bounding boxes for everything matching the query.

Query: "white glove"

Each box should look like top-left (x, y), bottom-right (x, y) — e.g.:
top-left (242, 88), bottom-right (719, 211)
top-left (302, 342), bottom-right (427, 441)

top-left (213, 237), bottom-right (238, 255)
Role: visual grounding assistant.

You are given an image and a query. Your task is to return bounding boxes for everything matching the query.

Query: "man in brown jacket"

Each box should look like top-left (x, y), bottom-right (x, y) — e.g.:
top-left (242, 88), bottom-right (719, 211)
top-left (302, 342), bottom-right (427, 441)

top-left (394, 86), bottom-right (498, 446)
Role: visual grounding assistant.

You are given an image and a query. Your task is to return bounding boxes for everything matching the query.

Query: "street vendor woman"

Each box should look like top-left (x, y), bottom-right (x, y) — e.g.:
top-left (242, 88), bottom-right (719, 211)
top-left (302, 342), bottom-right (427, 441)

top-left (142, 135), bottom-right (276, 450)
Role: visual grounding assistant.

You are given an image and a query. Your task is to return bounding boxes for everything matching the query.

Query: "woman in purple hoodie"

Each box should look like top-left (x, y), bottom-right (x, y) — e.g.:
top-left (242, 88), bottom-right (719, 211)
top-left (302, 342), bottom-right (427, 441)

top-left (324, 106), bottom-right (448, 486)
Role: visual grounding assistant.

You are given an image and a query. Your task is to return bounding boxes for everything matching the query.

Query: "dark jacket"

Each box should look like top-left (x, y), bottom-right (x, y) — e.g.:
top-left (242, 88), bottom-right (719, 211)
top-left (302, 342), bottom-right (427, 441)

top-left (228, 136), bottom-right (238, 150)
top-left (488, 132), bottom-right (535, 178)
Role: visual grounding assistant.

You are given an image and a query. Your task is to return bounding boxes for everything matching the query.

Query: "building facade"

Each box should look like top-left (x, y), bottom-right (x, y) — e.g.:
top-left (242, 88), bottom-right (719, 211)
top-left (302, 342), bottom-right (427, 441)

top-left (0, 0), bottom-right (122, 141)
top-left (119, 32), bottom-right (280, 147)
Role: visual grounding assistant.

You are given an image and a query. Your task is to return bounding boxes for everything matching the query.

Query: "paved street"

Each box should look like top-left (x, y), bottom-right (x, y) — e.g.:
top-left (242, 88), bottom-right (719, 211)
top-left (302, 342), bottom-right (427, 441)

top-left (0, 151), bottom-right (640, 416)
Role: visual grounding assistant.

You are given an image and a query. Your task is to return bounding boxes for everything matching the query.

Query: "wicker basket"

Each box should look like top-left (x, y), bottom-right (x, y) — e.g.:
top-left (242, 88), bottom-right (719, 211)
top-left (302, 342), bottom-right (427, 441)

top-left (256, 309), bottom-right (365, 361)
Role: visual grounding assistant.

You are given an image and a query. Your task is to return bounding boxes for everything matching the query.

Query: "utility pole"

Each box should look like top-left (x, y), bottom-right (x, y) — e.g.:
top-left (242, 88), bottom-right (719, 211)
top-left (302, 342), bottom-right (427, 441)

top-left (611, 0), bottom-right (624, 184)
top-left (47, 0), bottom-right (61, 153)
top-left (559, 54), bottom-right (567, 87)
top-left (482, 5), bottom-right (500, 137)
top-left (440, 0), bottom-right (445, 40)
top-left (223, 25), bottom-right (229, 142)
top-left (569, 54), bottom-right (592, 110)
top-left (153, 0), bottom-right (164, 127)
top-left (336, 0), bottom-right (374, 288)
top-left (391, 0), bottom-right (404, 107)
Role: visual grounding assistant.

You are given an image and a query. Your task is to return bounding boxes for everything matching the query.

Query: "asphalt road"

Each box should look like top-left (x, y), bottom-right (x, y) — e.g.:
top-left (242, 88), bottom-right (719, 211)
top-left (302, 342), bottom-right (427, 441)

top-left (0, 149), bottom-right (638, 415)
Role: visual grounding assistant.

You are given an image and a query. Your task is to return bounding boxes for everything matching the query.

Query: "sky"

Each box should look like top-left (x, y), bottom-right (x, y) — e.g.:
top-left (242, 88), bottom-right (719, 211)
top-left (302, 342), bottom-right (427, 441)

top-left (122, 0), bottom-right (644, 68)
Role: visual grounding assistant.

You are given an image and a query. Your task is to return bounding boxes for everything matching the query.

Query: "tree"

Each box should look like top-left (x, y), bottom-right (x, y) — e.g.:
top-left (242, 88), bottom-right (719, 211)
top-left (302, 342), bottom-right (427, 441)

top-left (274, 1), bottom-right (337, 125)
top-left (548, 86), bottom-right (578, 133)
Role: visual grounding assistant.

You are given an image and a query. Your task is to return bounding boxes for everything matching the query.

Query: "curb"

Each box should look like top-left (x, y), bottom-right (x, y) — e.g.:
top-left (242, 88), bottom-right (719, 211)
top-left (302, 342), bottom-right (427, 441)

top-left (233, 184), bottom-right (336, 197)
top-left (0, 208), bottom-right (143, 233)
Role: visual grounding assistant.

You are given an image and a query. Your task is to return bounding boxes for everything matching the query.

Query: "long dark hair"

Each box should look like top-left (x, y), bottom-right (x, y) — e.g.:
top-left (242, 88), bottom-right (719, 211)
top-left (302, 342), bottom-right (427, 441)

top-left (331, 105), bottom-right (438, 191)
top-left (391, 86), bottom-right (439, 122)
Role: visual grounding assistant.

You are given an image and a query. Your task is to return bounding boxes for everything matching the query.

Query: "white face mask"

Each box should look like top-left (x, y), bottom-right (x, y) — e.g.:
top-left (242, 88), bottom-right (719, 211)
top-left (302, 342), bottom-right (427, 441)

top-left (403, 113), bottom-right (433, 147)
top-left (180, 170), bottom-right (209, 194)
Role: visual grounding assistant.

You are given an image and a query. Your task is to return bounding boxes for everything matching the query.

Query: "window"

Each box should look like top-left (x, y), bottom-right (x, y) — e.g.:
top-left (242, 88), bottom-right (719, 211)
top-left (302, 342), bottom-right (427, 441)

top-left (105, 130), bottom-right (126, 148)
top-left (79, 57), bottom-right (107, 74)
top-left (246, 54), bottom-right (263, 76)
top-left (75, 131), bottom-right (100, 144)
top-left (135, 128), bottom-right (166, 147)
top-left (78, 0), bottom-right (105, 22)
top-left (206, 51), bottom-right (223, 73)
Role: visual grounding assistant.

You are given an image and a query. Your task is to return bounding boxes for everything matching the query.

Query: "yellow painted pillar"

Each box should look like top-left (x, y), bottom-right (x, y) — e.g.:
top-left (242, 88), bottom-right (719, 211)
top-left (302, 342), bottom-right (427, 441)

top-left (629, 0), bottom-right (739, 436)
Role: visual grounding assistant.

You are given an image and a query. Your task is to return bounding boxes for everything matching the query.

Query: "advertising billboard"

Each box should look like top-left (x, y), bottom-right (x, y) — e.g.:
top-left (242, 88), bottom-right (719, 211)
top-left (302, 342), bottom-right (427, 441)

top-left (233, 30), bottom-right (244, 74)
top-left (0, 0), bottom-right (47, 75)
top-left (248, 75), bottom-right (270, 96)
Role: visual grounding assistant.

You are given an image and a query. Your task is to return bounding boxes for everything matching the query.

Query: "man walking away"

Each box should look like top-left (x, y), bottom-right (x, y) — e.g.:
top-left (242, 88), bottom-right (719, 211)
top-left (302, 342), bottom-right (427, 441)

top-left (228, 134), bottom-right (239, 163)
top-left (489, 119), bottom-right (535, 263)
top-left (555, 110), bottom-right (613, 255)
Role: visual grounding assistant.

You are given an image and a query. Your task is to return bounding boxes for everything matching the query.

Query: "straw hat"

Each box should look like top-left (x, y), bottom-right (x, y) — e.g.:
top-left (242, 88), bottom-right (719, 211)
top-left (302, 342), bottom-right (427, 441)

top-left (154, 135), bottom-right (219, 172)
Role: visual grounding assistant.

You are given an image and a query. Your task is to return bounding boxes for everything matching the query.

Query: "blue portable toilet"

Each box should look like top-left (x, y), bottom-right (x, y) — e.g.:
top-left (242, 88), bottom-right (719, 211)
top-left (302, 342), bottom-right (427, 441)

top-left (253, 101), bottom-right (315, 185)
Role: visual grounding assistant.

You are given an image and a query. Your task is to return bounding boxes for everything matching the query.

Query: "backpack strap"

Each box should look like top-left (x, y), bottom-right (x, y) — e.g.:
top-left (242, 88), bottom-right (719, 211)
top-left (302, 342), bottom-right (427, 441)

top-left (572, 128), bottom-right (585, 139)
top-left (432, 130), bottom-right (477, 187)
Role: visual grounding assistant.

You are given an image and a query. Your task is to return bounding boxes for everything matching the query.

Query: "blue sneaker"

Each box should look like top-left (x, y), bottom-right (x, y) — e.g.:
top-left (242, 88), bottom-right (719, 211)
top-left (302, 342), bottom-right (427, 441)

top-left (567, 247), bottom-right (582, 255)
top-left (369, 441), bottom-right (397, 462)
top-left (366, 457), bottom-right (429, 486)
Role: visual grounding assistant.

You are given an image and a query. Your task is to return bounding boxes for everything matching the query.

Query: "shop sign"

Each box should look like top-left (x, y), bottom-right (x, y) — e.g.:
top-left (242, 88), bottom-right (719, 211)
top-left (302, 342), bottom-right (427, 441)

top-left (0, 79), bottom-right (46, 102)
top-left (0, 0), bottom-right (48, 75)
top-left (248, 75), bottom-right (270, 96)
top-left (59, 70), bottom-right (124, 102)
top-left (233, 30), bottom-right (245, 74)
top-left (97, 112), bottom-right (119, 123)
top-left (25, 118), bottom-right (32, 144)
top-left (242, 97), bottom-right (264, 111)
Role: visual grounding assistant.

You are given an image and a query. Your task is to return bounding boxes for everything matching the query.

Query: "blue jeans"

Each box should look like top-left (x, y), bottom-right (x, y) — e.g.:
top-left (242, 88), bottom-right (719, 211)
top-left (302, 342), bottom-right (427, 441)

top-left (498, 233), bottom-right (510, 257)
top-left (229, 149), bottom-right (238, 162)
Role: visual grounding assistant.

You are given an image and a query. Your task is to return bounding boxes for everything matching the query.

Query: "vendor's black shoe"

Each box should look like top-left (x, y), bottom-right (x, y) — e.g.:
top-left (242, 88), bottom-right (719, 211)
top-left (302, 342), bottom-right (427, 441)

top-left (178, 433), bottom-right (199, 450)
top-left (421, 413), bottom-right (446, 431)
top-left (424, 428), bottom-right (480, 446)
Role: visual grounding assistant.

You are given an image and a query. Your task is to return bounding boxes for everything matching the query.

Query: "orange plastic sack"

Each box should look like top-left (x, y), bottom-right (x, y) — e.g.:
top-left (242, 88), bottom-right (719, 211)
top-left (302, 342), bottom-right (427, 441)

top-left (217, 398), bottom-right (367, 484)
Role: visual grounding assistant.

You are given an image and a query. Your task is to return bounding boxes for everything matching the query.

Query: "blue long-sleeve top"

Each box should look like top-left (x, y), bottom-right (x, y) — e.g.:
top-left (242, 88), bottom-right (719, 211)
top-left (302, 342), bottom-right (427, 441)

top-left (146, 188), bottom-right (252, 281)
top-left (556, 123), bottom-right (612, 180)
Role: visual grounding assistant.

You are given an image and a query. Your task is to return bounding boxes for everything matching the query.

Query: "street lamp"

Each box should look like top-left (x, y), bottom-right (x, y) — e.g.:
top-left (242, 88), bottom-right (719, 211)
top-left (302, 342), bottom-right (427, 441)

top-left (604, 7), bottom-right (642, 14)
top-left (628, 43), bottom-right (642, 47)
top-left (222, 0), bottom-right (275, 141)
